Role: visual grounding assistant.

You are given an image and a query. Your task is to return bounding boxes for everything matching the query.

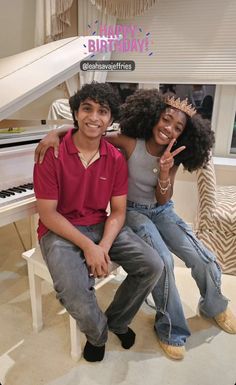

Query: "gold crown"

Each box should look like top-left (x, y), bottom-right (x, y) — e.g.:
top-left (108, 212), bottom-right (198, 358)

top-left (165, 96), bottom-right (197, 118)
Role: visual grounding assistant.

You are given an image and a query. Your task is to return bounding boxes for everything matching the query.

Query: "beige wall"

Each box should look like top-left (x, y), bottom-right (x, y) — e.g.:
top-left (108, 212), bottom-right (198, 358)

top-left (0, 0), bottom-right (36, 58)
top-left (0, 0), bottom-right (78, 58)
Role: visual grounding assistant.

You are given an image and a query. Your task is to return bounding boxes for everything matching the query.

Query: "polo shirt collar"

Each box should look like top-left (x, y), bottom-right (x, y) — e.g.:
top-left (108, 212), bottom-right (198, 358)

top-left (65, 129), bottom-right (108, 156)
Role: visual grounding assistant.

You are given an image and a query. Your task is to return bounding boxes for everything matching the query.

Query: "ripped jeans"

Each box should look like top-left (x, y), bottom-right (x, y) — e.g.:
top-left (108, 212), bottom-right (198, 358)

top-left (126, 200), bottom-right (228, 346)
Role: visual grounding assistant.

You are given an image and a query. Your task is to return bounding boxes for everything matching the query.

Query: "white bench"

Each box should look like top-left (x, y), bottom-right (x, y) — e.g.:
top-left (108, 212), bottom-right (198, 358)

top-left (22, 246), bottom-right (120, 361)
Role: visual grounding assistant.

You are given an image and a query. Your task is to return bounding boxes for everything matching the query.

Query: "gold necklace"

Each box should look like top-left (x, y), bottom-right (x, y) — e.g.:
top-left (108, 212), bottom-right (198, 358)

top-left (146, 141), bottom-right (160, 174)
top-left (145, 141), bottom-right (151, 153)
top-left (79, 148), bottom-right (100, 166)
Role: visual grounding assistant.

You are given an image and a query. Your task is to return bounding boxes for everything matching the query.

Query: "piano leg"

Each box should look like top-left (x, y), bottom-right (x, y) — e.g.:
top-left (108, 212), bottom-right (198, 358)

top-left (12, 214), bottom-right (38, 251)
top-left (13, 222), bottom-right (27, 251)
top-left (30, 214), bottom-right (39, 248)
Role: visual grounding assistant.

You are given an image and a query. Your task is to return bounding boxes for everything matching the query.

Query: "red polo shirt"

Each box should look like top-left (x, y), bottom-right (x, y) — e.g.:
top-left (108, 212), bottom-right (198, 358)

top-left (33, 129), bottom-right (128, 239)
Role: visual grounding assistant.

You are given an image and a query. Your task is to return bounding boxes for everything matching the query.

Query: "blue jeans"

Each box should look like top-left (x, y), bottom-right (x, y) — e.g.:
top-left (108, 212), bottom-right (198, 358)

top-left (40, 223), bottom-right (163, 347)
top-left (126, 200), bottom-right (228, 346)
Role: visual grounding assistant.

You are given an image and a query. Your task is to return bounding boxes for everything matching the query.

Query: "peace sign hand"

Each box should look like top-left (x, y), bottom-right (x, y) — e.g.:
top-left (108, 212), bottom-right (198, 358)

top-left (159, 139), bottom-right (186, 173)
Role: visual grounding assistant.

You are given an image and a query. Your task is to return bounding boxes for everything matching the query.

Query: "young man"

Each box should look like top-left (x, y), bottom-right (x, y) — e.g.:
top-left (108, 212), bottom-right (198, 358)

top-left (33, 82), bottom-right (163, 362)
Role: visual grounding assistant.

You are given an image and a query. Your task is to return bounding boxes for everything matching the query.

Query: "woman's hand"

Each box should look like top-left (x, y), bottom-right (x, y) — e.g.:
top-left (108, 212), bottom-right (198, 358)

top-left (155, 139), bottom-right (186, 204)
top-left (34, 130), bottom-right (60, 164)
top-left (159, 139), bottom-right (186, 176)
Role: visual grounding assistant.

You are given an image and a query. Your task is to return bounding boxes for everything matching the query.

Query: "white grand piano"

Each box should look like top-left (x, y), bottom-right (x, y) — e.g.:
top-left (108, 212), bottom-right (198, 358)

top-left (0, 36), bottom-right (93, 229)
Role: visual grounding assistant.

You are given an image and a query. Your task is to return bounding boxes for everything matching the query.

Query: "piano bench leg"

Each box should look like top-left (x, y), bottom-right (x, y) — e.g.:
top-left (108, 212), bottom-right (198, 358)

top-left (27, 263), bottom-right (43, 332)
top-left (69, 316), bottom-right (82, 361)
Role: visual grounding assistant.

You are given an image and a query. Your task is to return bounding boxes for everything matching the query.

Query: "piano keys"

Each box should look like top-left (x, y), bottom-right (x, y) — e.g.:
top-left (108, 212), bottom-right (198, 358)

top-left (0, 125), bottom-right (65, 229)
top-left (0, 141), bottom-right (36, 227)
top-left (0, 124), bottom-right (73, 227)
top-left (0, 183), bottom-right (34, 207)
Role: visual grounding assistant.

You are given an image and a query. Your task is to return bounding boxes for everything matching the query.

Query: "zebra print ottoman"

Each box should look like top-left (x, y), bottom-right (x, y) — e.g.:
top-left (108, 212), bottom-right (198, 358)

top-left (196, 158), bottom-right (236, 276)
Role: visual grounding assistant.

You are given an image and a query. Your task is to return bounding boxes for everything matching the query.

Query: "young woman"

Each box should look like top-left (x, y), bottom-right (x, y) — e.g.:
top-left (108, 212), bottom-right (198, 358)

top-left (35, 89), bottom-right (236, 360)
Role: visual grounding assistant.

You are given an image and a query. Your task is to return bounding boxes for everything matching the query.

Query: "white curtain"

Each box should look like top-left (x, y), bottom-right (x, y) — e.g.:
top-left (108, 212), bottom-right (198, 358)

top-left (78, 0), bottom-right (116, 86)
top-left (34, 0), bottom-right (45, 46)
top-left (34, 0), bottom-right (74, 46)
top-left (90, 0), bottom-right (158, 19)
top-left (48, 98), bottom-right (73, 120)
top-left (35, 0), bottom-right (77, 98)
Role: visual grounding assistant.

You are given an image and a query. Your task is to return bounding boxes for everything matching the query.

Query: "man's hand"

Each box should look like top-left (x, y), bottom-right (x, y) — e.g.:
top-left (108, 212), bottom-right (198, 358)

top-left (83, 243), bottom-right (111, 278)
top-left (34, 130), bottom-right (60, 164)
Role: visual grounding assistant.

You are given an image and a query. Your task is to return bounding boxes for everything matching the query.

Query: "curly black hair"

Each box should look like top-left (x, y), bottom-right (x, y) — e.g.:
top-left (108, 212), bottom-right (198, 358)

top-left (119, 89), bottom-right (166, 140)
top-left (119, 89), bottom-right (215, 172)
top-left (69, 81), bottom-right (120, 128)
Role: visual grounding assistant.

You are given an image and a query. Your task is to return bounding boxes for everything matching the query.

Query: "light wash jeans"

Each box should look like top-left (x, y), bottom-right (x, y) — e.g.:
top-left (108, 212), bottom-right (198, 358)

top-left (126, 200), bottom-right (228, 346)
top-left (40, 223), bottom-right (163, 347)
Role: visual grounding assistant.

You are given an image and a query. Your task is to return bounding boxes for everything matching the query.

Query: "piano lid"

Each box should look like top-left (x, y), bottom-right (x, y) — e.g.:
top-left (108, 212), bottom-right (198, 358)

top-left (0, 36), bottom-right (95, 121)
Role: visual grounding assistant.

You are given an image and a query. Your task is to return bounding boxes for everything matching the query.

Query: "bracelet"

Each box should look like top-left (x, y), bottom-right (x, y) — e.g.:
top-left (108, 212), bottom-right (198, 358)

top-left (158, 177), bottom-right (170, 184)
top-left (157, 177), bottom-right (171, 195)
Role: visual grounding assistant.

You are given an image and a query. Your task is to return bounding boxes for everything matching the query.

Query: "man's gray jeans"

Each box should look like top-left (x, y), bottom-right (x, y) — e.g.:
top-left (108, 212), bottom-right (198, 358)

top-left (40, 223), bottom-right (163, 347)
